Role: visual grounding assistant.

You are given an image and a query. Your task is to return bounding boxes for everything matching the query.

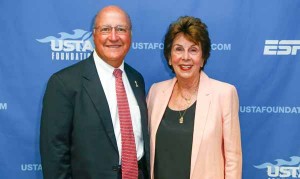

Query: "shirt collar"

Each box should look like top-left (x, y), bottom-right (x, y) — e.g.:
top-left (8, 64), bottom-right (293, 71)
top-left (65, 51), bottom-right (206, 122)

top-left (93, 51), bottom-right (125, 75)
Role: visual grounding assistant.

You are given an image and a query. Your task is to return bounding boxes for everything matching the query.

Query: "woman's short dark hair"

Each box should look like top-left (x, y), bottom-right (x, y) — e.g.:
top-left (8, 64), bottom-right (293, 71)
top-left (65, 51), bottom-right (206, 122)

top-left (163, 16), bottom-right (211, 72)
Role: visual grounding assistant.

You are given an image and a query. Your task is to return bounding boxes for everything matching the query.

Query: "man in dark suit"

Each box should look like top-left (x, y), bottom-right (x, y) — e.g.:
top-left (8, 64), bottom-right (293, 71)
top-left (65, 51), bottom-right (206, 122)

top-left (40, 5), bottom-right (149, 179)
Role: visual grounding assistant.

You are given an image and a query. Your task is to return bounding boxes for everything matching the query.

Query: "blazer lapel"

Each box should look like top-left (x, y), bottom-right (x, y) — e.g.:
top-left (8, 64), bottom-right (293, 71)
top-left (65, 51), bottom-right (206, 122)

top-left (82, 56), bottom-right (118, 153)
top-left (190, 71), bottom-right (212, 177)
top-left (151, 78), bottom-right (176, 139)
top-left (149, 78), bottom-right (176, 177)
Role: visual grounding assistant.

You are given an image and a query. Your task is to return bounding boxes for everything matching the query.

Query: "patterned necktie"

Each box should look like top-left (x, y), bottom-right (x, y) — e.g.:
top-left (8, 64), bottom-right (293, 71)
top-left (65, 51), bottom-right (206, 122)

top-left (113, 69), bottom-right (138, 179)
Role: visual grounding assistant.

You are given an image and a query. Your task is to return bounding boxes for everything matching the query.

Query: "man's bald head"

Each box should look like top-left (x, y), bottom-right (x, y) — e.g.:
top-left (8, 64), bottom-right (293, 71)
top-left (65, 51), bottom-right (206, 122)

top-left (94, 5), bottom-right (132, 30)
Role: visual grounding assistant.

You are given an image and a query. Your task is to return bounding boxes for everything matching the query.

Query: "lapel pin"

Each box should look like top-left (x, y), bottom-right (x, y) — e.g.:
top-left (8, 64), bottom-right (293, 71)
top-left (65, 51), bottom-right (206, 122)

top-left (134, 81), bottom-right (139, 87)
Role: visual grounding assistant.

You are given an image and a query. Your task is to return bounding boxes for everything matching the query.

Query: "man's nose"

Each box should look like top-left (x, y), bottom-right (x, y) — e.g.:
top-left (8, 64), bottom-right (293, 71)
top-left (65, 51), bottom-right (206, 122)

top-left (108, 28), bottom-right (119, 41)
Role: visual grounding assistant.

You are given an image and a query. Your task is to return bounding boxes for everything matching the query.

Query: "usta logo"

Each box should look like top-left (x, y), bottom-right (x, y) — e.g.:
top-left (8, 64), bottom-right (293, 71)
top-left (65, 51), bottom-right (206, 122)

top-left (37, 29), bottom-right (94, 52)
top-left (36, 29), bottom-right (93, 61)
top-left (254, 156), bottom-right (300, 178)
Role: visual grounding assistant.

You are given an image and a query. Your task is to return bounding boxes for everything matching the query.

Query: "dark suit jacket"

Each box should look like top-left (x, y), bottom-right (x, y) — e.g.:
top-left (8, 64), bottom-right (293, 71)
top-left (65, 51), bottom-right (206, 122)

top-left (40, 54), bottom-right (150, 179)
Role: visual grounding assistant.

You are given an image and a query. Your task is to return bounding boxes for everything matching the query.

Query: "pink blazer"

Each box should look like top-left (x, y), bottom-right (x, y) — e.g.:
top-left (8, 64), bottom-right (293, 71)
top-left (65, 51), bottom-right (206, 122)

top-left (147, 72), bottom-right (242, 179)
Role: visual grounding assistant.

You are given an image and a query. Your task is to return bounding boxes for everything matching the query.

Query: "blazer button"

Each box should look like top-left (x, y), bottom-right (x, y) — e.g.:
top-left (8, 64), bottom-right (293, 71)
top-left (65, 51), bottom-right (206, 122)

top-left (112, 165), bottom-right (120, 171)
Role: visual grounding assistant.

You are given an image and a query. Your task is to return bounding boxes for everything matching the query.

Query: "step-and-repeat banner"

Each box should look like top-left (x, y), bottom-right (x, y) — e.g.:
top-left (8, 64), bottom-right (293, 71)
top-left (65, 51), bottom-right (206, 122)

top-left (1, 0), bottom-right (300, 178)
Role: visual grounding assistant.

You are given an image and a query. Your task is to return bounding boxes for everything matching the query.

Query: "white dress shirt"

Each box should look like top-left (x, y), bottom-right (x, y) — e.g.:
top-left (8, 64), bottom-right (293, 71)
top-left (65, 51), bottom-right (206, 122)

top-left (93, 52), bottom-right (144, 164)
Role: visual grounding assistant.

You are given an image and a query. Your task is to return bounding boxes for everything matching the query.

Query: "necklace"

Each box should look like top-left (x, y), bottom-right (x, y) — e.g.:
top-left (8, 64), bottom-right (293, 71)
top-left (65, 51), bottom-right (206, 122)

top-left (177, 78), bottom-right (200, 124)
top-left (178, 93), bottom-right (192, 124)
top-left (180, 93), bottom-right (192, 104)
top-left (178, 108), bottom-right (188, 124)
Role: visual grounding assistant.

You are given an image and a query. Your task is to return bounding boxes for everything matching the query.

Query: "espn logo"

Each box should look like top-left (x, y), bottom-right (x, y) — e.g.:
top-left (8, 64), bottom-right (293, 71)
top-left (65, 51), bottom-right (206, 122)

top-left (263, 40), bottom-right (300, 55)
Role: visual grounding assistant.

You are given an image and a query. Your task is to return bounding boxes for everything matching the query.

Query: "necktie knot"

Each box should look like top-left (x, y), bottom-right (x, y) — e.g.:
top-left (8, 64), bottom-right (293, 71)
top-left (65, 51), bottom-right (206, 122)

top-left (113, 69), bottom-right (122, 78)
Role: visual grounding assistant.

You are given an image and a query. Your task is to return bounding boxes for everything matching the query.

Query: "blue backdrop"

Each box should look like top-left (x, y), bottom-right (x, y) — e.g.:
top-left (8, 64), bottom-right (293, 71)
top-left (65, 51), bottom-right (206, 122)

top-left (1, 0), bottom-right (300, 178)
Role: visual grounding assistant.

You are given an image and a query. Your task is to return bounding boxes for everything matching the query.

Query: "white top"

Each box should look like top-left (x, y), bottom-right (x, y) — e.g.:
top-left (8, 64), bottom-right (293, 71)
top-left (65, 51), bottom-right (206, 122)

top-left (93, 52), bottom-right (144, 164)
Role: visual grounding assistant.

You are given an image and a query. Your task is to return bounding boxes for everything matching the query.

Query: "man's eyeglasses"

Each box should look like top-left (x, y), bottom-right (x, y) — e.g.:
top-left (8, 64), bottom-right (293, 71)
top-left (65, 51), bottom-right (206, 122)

top-left (94, 25), bottom-right (130, 35)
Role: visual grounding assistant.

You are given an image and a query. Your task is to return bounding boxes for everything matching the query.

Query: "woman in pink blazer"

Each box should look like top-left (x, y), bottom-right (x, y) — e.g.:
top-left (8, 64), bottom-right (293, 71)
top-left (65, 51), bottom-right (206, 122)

top-left (147, 16), bottom-right (242, 179)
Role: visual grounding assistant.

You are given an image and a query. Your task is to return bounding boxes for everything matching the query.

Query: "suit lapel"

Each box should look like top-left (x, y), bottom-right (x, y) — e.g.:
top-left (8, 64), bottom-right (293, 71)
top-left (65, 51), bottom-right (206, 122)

top-left (82, 56), bottom-right (118, 153)
top-left (125, 65), bottom-right (145, 112)
top-left (124, 64), bottom-right (149, 144)
top-left (190, 72), bottom-right (212, 177)
top-left (125, 65), bottom-right (150, 169)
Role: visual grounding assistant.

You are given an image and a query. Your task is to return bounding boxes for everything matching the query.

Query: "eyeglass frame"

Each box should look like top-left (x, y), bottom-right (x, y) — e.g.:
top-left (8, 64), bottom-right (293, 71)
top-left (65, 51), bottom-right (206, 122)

top-left (93, 25), bottom-right (131, 35)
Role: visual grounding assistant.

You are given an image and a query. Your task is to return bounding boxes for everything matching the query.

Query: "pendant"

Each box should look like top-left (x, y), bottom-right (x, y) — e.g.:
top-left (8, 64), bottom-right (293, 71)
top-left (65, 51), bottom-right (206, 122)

top-left (179, 117), bottom-right (184, 124)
